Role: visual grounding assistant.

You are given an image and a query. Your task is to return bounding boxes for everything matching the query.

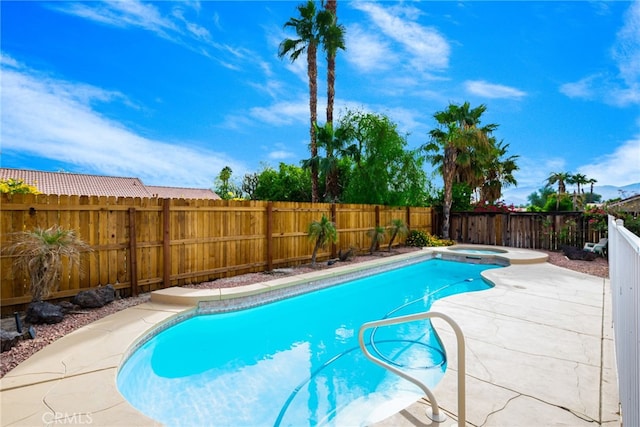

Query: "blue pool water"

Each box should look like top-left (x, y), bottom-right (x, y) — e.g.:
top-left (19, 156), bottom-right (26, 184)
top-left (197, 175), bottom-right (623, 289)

top-left (117, 259), bottom-right (500, 426)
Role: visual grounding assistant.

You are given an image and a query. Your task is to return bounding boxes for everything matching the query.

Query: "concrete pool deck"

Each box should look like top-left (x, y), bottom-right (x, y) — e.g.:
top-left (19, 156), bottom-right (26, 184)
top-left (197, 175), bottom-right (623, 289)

top-left (0, 247), bottom-right (620, 426)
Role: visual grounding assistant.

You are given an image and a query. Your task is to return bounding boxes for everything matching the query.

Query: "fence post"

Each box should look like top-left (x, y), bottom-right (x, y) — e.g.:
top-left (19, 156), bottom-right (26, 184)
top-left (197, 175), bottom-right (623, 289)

top-left (431, 208), bottom-right (437, 236)
top-left (266, 202), bottom-right (273, 271)
top-left (406, 206), bottom-right (411, 230)
top-left (331, 203), bottom-right (337, 259)
top-left (163, 198), bottom-right (171, 288)
top-left (128, 207), bottom-right (138, 297)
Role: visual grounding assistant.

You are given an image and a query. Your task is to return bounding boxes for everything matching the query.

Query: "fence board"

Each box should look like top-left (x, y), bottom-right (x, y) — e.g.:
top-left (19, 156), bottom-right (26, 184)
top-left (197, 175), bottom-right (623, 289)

top-left (447, 211), bottom-right (606, 250)
top-left (58, 195), bottom-right (72, 293)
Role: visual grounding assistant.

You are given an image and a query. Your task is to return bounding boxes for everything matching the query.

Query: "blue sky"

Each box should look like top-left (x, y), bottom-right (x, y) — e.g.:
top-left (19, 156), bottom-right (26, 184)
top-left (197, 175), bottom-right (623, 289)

top-left (1, 1), bottom-right (639, 205)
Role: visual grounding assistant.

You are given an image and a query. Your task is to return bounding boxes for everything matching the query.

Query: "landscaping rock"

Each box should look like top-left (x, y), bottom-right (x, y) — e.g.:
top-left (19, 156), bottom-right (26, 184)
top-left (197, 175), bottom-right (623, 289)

top-left (25, 301), bottom-right (65, 324)
top-left (57, 300), bottom-right (77, 313)
top-left (72, 285), bottom-right (115, 309)
top-left (561, 246), bottom-right (598, 261)
top-left (338, 247), bottom-right (356, 261)
top-left (1, 329), bottom-right (22, 353)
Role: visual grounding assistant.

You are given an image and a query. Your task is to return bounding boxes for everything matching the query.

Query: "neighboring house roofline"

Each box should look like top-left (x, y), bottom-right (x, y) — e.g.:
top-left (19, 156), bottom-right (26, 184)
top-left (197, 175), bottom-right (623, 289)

top-left (608, 193), bottom-right (640, 214)
top-left (0, 168), bottom-right (220, 200)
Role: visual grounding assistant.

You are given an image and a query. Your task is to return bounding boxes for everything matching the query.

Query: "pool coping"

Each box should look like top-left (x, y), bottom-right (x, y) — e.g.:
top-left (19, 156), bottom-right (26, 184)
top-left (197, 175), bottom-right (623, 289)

top-left (150, 245), bottom-right (547, 308)
top-left (1, 245), bottom-right (560, 426)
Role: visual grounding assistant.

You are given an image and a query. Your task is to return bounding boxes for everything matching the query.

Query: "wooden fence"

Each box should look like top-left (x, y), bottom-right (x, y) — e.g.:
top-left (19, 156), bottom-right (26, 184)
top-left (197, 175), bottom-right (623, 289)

top-left (0, 194), bottom-right (433, 313)
top-left (446, 211), bottom-right (607, 250)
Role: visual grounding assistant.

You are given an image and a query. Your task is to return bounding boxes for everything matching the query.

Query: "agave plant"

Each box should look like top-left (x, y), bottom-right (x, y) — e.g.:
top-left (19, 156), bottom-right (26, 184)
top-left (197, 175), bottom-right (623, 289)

top-left (8, 226), bottom-right (91, 302)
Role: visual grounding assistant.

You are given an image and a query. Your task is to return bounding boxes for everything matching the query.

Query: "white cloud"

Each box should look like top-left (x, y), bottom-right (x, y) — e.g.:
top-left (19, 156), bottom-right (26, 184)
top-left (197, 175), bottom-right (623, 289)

top-left (351, 2), bottom-right (450, 71)
top-left (344, 24), bottom-right (395, 73)
top-left (173, 7), bottom-right (211, 41)
top-left (578, 137), bottom-right (640, 187)
top-left (465, 80), bottom-right (527, 100)
top-left (501, 156), bottom-right (569, 205)
top-left (0, 53), bottom-right (20, 68)
top-left (502, 140), bottom-right (640, 205)
top-left (249, 100), bottom-right (310, 126)
top-left (560, 73), bottom-right (639, 106)
top-left (560, 2), bottom-right (640, 107)
top-left (47, 0), bottom-right (258, 71)
top-left (515, 148), bottom-right (638, 190)
top-left (50, 0), bottom-right (280, 112)
top-left (559, 75), bottom-right (598, 99)
top-left (512, 156), bottom-right (567, 189)
top-left (608, 84), bottom-right (640, 106)
top-left (49, 1), bottom-right (178, 36)
top-left (612, 1), bottom-right (640, 86)
top-left (268, 150), bottom-right (295, 160)
top-left (0, 61), bottom-right (244, 187)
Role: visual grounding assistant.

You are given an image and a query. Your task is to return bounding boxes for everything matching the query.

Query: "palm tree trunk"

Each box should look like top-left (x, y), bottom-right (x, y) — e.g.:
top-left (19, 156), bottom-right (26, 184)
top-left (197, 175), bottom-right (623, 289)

top-left (308, 43), bottom-right (319, 202)
top-left (326, 58), bottom-right (335, 123)
top-left (325, 0), bottom-right (337, 120)
top-left (325, 0), bottom-right (337, 200)
top-left (442, 147), bottom-right (457, 239)
top-left (325, 159), bottom-right (337, 201)
top-left (369, 238), bottom-right (377, 254)
top-left (388, 231), bottom-right (398, 251)
top-left (311, 235), bottom-right (323, 265)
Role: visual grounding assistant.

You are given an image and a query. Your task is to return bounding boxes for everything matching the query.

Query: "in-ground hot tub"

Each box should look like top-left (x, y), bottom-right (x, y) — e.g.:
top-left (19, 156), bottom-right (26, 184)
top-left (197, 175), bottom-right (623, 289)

top-left (446, 245), bottom-right (508, 255)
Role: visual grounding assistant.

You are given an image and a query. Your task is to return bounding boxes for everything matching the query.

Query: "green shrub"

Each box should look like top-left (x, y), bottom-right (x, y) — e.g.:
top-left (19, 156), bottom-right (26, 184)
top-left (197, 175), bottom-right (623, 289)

top-left (542, 194), bottom-right (573, 211)
top-left (617, 214), bottom-right (640, 237)
top-left (406, 230), bottom-right (428, 247)
top-left (406, 230), bottom-right (454, 247)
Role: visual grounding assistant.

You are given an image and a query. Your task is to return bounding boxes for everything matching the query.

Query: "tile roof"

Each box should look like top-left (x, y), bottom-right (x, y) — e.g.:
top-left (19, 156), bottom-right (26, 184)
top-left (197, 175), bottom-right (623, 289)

top-left (146, 186), bottom-right (220, 200)
top-left (0, 168), bottom-right (220, 199)
top-left (609, 194), bottom-right (640, 213)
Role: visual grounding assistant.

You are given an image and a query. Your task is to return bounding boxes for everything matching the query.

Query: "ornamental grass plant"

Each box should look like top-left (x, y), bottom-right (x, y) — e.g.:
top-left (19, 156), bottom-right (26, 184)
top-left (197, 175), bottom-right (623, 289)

top-left (7, 226), bottom-right (91, 302)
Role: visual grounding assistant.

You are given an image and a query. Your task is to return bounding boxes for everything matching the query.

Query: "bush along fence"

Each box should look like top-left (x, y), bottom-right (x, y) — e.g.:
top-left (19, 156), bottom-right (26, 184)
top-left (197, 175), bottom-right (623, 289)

top-left (443, 211), bottom-right (608, 250)
top-left (0, 194), bottom-right (434, 314)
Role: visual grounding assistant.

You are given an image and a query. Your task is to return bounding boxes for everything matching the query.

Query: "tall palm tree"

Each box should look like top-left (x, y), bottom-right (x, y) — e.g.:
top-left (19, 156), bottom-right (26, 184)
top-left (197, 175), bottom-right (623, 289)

top-left (455, 140), bottom-right (494, 202)
top-left (423, 102), bottom-right (497, 239)
top-left (318, 0), bottom-right (345, 127)
top-left (279, 1), bottom-right (322, 202)
top-left (570, 173), bottom-right (589, 194)
top-left (547, 172), bottom-right (569, 194)
top-left (479, 140), bottom-right (519, 204)
top-left (216, 166), bottom-right (234, 199)
top-left (302, 122), bottom-right (349, 201)
top-left (546, 172), bottom-right (571, 210)
top-left (587, 177), bottom-right (598, 194)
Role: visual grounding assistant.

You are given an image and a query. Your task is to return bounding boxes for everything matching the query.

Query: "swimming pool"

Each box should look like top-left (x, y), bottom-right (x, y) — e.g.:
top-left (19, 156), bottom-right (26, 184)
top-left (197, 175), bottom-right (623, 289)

top-left (117, 259), bottom-right (500, 426)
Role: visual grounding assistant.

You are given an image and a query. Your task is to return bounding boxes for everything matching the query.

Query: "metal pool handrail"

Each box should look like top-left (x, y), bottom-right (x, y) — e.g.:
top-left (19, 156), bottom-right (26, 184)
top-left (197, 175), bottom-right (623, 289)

top-left (358, 311), bottom-right (466, 426)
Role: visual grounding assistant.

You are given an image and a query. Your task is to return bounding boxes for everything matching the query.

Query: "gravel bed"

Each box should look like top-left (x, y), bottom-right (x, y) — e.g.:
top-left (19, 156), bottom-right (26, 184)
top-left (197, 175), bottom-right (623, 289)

top-left (0, 247), bottom-right (608, 378)
top-left (541, 249), bottom-right (609, 278)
